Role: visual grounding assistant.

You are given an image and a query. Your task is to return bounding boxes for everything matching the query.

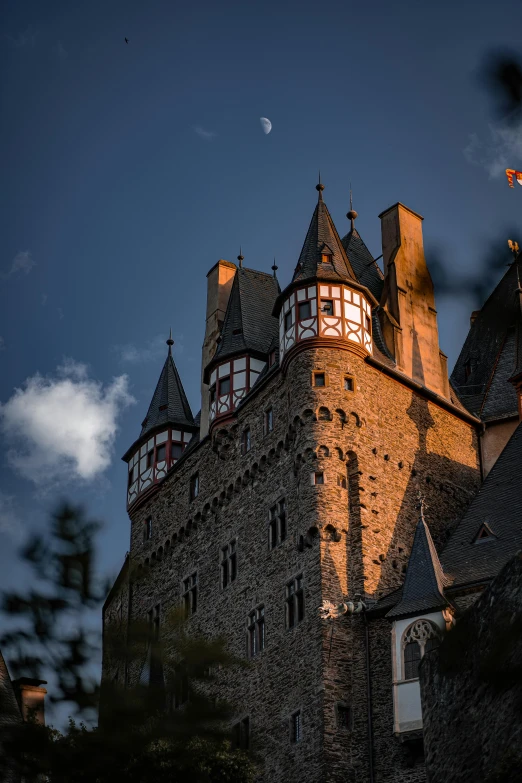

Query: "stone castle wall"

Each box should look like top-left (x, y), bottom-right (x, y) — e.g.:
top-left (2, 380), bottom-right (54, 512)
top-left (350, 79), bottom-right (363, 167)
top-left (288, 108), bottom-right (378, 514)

top-left (103, 344), bottom-right (480, 783)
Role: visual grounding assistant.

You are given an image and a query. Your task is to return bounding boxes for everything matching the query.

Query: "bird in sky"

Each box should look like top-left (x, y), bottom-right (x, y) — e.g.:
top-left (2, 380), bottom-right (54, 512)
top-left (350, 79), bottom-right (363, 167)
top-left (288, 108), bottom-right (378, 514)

top-left (125, 37), bottom-right (129, 44)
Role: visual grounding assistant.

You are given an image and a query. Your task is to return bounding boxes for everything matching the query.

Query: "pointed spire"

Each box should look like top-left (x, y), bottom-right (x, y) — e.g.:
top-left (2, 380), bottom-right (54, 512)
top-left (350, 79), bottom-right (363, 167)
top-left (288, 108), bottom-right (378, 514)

top-left (292, 183), bottom-right (356, 284)
top-left (387, 504), bottom-right (449, 619)
top-left (316, 172), bottom-right (324, 202)
top-left (237, 247), bottom-right (244, 269)
top-left (272, 258), bottom-right (278, 278)
top-left (140, 342), bottom-right (195, 437)
top-left (347, 183), bottom-right (358, 232)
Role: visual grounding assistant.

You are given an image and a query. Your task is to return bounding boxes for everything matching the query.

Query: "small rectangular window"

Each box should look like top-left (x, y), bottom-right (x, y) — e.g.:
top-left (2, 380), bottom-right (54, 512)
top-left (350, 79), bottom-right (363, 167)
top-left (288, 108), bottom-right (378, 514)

top-left (147, 450), bottom-right (154, 469)
top-left (269, 350), bottom-right (276, 367)
top-left (298, 301), bottom-right (311, 320)
top-left (210, 384), bottom-right (217, 404)
top-left (156, 444), bottom-right (166, 462)
top-left (313, 472), bottom-right (324, 485)
top-left (144, 517), bottom-right (152, 541)
top-left (337, 704), bottom-right (352, 730)
top-left (321, 299), bottom-right (333, 315)
top-left (247, 606), bottom-right (265, 657)
top-left (291, 710), bottom-right (302, 743)
top-left (365, 314), bottom-right (371, 332)
top-left (313, 372), bottom-right (325, 387)
top-left (182, 572), bottom-right (198, 617)
top-left (232, 717), bottom-right (250, 750)
top-left (269, 499), bottom-right (287, 549)
top-left (171, 442), bottom-right (183, 460)
top-left (264, 407), bottom-right (274, 434)
top-left (221, 539), bottom-right (237, 589)
top-left (219, 377), bottom-right (230, 396)
top-left (128, 468), bottom-right (134, 488)
top-left (404, 641), bottom-right (421, 680)
top-left (284, 310), bottom-right (293, 332)
top-left (189, 473), bottom-right (199, 501)
top-left (286, 575), bottom-right (304, 629)
top-left (343, 376), bottom-right (354, 392)
top-left (241, 428), bottom-right (251, 455)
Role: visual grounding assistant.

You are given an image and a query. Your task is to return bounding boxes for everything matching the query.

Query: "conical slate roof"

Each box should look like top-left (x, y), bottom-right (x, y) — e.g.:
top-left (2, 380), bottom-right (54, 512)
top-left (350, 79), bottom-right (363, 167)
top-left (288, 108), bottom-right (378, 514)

top-left (341, 227), bottom-right (384, 301)
top-left (211, 266), bottom-right (279, 365)
top-left (451, 253), bottom-right (522, 421)
top-left (140, 344), bottom-right (195, 437)
top-left (387, 511), bottom-right (449, 619)
top-left (292, 187), bottom-right (357, 284)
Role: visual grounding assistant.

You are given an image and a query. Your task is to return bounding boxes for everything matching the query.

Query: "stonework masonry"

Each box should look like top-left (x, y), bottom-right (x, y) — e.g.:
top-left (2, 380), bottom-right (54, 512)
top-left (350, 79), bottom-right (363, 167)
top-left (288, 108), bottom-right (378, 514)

top-left (103, 342), bottom-right (480, 783)
top-left (420, 553), bottom-right (522, 783)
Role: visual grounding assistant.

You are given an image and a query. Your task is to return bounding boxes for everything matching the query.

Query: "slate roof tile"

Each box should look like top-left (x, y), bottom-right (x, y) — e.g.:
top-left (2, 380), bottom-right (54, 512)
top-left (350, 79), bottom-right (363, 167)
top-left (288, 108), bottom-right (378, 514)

top-left (341, 227), bottom-right (384, 301)
top-left (140, 349), bottom-right (195, 437)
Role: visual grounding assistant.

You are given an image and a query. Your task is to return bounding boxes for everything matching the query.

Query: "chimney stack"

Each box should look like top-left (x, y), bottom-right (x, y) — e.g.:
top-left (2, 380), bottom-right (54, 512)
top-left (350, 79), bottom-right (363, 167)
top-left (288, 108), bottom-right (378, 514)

top-left (200, 260), bottom-right (236, 439)
top-left (378, 203), bottom-right (449, 399)
top-left (12, 678), bottom-right (47, 725)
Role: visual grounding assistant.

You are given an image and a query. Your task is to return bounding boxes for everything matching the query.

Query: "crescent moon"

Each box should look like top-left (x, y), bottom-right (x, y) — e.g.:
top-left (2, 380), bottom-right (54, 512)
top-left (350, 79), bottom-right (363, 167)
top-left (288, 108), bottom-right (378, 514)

top-left (260, 117), bottom-right (272, 135)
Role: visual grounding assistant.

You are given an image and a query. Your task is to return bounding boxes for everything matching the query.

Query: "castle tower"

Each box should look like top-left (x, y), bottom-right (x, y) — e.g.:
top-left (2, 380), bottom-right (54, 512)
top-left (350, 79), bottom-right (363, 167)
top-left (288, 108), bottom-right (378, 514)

top-left (122, 334), bottom-right (198, 510)
top-left (103, 183), bottom-right (485, 783)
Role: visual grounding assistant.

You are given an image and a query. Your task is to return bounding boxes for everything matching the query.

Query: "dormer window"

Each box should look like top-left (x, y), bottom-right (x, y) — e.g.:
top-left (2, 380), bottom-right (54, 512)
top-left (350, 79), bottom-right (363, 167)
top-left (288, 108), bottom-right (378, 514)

top-left (321, 253), bottom-right (331, 264)
top-left (298, 301), bottom-right (311, 320)
top-left (321, 299), bottom-right (333, 315)
top-left (219, 376), bottom-right (230, 396)
top-left (473, 523), bottom-right (495, 543)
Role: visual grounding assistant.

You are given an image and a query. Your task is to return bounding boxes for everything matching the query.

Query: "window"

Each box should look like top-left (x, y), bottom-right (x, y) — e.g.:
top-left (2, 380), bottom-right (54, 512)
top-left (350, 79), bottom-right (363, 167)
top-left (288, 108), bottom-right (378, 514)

top-left (147, 450), bottom-right (154, 469)
top-left (402, 619), bottom-right (440, 680)
top-left (189, 473), bottom-right (199, 501)
top-left (337, 704), bottom-right (352, 730)
top-left (247, 606), bottom-right (265, 657)
top-left (269, 499), bottom-right (287, 549)
top-left (182, 572), bottom-right (198, 617)
top-left (232, 717), bottom-right (250, 750)
top-left (313, 372), bottom-right (325, 387)
top-left (171, 442), bottom-right (183, 460)
top-left (337, 474), bottom-right (347, 489)
top-left (321, 299), bottom-right (333, 315)
top-left (291, 710), bottom-right (302, 743)
top-left (144, 517), bottom-right (152, 541)
top-left (284, 310), bottom-right (293, 331)
top-left (298, 301), bottom-right (311, 320)
top-left (221, 540), bottom-right (237, 588)
top-left (313, 472), bottom-right (324, 485)
top-left (343, 375), bottom-right (354, 392)
top-left (269, 350), bottom-right (276, 367)
top-left (128, 468), bottom-right (134, 488)
top-left (474, 523), bottom-right (495, 543)
top-left (210, 384), bottom-right (216, 404)
top-left (156, 444), bottom-right (166, 462)
top-left (264, 407), bottom-right (274, 434)
top-left (241, 428), bottom-right (251, 455)
top-left (365, 314), bottom-right (371, 332)
top-left (286, 575), bottom-right (304, 628)
top-left (321, 252), bottom-right (331, 264)
top-left (219, 376), bottom-right (230, 396)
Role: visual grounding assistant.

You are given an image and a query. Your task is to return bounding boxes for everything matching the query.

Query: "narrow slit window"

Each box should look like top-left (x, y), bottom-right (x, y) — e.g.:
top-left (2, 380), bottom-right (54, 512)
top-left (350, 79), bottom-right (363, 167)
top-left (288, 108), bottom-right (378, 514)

top-left (189, 473), bottom-right (199, 501)
top-left (144, 517), bottom-right (152, 541)
top-left (247, 606), bottom-right (265, 657)
top-left (286, 575), bottom-right (304, 629)
top-left (284, 310), bottom-right (294, 332)
top-left (182, 572), bottom-right (198, 617)
top-left (291, 710), bottom-right (302, 742)
top-left (221, 540), bottom-right (237, 589)
top-left (269, 499), bottom-right (287, 549)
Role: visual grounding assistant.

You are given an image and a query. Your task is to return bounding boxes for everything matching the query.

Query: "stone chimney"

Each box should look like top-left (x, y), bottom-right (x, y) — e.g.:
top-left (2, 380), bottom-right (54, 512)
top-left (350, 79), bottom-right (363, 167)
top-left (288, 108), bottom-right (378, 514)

top-left (200, 260), bottom-right (237, 439)
top-left (12, 678), bottom-right (47, 725)
top-left (378, 203), bottom-right (449, 399)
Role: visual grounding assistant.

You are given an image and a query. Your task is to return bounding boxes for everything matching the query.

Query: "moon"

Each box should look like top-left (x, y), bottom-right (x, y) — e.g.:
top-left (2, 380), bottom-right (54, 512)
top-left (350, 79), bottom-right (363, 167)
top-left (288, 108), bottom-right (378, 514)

top-left (260, 117), bottom-right (272, 135)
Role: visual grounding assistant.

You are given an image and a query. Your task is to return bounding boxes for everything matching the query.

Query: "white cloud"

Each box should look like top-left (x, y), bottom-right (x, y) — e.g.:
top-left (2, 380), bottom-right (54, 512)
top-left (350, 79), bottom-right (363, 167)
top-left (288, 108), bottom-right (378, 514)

top-left (464, 120), bottom-right (522, 178)
top-left (1, 250), bottom-right (35, 279)
top-left (0, 492), bottom-right (24, 541)
top-left (113, 333), bottom-right (184, 364)
top-left (0, 359), bottom-right (135, 487)
top-left (193, 126), bottom-right (216, 140)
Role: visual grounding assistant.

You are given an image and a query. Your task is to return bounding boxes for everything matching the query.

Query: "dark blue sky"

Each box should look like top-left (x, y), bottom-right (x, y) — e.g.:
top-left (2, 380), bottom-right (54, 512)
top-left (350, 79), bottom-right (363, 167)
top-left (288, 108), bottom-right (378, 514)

top-left (1, 0), bottom-right (521, 595)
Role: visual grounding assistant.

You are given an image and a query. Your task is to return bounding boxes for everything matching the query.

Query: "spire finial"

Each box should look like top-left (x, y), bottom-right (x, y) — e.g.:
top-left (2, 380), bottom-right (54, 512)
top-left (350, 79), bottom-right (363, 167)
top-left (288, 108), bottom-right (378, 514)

top-left (166, 328), bottom-right (174, 355)
top-left (316, 171), bottom-right (324, 201)
top-left (237, 246), bottom-right (244, 268)
top-left (347, 182), bottom-right (358, 230)
top-left (272, 257), bottom-right (278, 278)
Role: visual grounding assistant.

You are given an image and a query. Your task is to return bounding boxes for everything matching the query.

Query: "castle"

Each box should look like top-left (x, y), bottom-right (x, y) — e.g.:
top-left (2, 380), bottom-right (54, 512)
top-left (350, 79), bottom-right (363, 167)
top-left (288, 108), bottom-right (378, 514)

top-left (102, 182), bottom-right (522, 782)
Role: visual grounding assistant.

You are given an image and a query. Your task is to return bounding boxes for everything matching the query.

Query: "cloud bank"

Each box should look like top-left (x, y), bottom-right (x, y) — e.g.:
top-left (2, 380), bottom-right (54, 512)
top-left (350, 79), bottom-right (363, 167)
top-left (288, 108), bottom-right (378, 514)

top-left (0, 359), bottom-right (135, 487)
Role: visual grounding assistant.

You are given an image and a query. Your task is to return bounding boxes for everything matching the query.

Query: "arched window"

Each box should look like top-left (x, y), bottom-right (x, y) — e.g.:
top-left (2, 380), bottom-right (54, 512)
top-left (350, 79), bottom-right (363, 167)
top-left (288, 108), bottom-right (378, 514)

top-left (402, 619), bottom-right (440, 680)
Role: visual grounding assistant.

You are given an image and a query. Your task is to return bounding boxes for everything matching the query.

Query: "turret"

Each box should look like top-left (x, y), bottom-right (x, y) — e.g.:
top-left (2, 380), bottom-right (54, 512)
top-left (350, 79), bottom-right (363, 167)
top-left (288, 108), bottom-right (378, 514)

top-left (273, 181), bottom-right (377, 367)
top-left (122, 334), bottom-right (198, 509)
top-left (203, 255), bottom-right (279, 430)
